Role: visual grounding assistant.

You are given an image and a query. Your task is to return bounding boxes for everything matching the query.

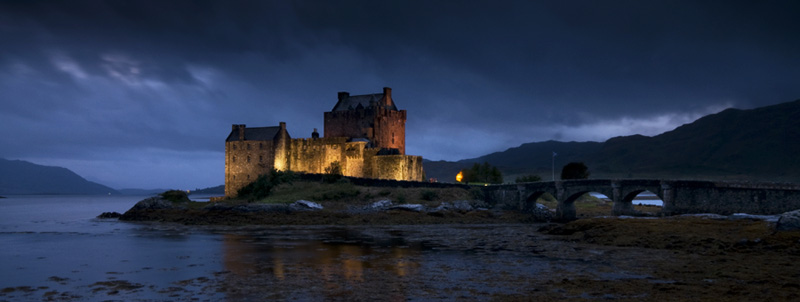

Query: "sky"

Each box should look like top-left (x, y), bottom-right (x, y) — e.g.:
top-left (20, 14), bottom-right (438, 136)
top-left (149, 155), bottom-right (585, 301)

top-left (1, 1), bottom-right (799, 190)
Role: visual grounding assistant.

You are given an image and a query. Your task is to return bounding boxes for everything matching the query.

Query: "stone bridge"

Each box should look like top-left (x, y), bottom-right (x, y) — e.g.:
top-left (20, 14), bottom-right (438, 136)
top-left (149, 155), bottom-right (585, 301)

top-left (481, 179), bottom-right (800, 221)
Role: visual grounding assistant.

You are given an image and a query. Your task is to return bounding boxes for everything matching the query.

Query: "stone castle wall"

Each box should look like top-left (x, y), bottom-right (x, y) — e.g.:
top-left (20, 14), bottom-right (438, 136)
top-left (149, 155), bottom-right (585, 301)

top-left (372, 108), bottom-right (406, 154)
top-left (287, 138), bottom-right (423, 182)
top-left (323, 106), bottom-right (407, 154)
top-left (225, 140), bottom-right (276, 196)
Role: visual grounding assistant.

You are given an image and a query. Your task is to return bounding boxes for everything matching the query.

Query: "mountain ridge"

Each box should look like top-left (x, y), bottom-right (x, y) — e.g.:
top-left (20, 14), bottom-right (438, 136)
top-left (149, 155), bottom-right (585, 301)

top-left (424, 99), bottom-right (800, 183)
top-left (0, 158), bottom-right (119, 195)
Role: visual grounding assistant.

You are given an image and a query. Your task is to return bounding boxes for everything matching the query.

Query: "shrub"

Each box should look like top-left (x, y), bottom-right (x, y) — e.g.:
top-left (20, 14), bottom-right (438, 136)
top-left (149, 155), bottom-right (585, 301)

top-left (421, 190), bottom-right (438, 201)
top-left (323, 161), bottom-right (343, 183)
top-left (160, 190), bottom-right (190, 203)
top-left (515, 175), bottom-right (542, 183)
top-left (237, 169), bottom-right (296, 202)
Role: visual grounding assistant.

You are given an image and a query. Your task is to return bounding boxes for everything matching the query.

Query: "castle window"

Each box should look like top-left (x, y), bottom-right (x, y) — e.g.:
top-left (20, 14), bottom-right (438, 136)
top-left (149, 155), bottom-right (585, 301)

top-left (392, 133), bottom-right (395, 144)
top-left (233, 175), bottom-right (236, 180)
top-left (259, 155), bottom-right (263, 162)
top-left (247, 156), bottom-right (251, 163)
top-left (233, 144), bottom-right (237, 150)
top-left (259, 143), bottom-right (263, 149)
top-left (232, 156), bottom-right (236, 163)
top-left (247, 144), bottom-right (251, 150)
top-left (247, 174), bottom-right (250, 180)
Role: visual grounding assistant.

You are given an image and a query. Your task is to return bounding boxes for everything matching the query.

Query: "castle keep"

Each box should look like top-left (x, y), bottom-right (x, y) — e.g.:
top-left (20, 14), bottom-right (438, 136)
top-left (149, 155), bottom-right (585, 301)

top-left (225, 87), bottom-right (424, 196)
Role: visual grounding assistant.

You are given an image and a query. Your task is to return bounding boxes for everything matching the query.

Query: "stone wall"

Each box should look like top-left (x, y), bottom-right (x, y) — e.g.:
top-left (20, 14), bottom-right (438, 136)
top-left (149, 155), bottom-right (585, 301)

top-left (372, 107), bottom-right (406, 154)
top-left (225, 140), bottom-right (275, 196)
top-left (662, 181), bottom-right (800, 215)
top-left (323, 106), bottom-right (406, 154)
top-left (368, 154), bottom-right (424, 181)
top-left (324, 109), bottom-right (375, 141)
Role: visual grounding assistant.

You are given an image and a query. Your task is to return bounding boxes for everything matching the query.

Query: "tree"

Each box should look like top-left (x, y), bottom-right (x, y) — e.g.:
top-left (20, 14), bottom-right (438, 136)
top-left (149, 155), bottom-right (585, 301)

top-left (459, 161), bottom-right (503, 184)
top-left (561, 162), bottom-right (590, 180)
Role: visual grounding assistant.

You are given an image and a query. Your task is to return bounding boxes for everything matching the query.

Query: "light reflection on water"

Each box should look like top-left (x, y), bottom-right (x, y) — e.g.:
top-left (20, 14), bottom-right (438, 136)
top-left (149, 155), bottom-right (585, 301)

top-left (0, 196), bottom-right (654, 300)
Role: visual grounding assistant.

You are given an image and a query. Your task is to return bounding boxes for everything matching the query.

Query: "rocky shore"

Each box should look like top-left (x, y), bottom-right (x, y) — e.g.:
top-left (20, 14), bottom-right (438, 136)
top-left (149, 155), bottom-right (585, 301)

top-left (116, 196), bottom-right (554, 225)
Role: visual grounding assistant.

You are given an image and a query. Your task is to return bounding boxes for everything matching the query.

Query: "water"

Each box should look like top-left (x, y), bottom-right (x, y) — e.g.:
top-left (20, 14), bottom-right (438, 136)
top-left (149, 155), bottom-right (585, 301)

top-left (0, 195), bottom-right (660, 301)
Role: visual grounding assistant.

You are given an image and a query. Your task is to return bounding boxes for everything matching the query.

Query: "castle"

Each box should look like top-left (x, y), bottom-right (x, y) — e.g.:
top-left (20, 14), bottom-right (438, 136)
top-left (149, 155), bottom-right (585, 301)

top-left (224, 87), bottom-right (425, 197)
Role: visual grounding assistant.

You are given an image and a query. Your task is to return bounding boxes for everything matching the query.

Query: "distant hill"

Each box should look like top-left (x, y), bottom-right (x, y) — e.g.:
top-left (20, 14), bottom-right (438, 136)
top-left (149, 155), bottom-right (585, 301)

top-left (118, 188), bottom-right (169, 196)
top-left (191, 185), bottom-right (224, 195)
top-left (0, 158), bottom-right (119, 195)
top-left (425, 99), bottom-right (800, 183)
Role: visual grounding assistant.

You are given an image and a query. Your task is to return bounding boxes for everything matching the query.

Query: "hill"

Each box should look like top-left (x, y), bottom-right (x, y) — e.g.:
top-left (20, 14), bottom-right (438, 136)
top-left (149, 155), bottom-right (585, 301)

top-left (0, 158), bottom-right (119, 195)
top-left (425, 99), bottom-right (800, 183)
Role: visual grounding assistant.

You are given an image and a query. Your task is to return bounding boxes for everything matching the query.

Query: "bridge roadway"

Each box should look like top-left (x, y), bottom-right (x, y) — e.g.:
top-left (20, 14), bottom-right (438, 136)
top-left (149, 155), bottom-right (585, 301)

top-left (481, 179), bottom-right (800, 221)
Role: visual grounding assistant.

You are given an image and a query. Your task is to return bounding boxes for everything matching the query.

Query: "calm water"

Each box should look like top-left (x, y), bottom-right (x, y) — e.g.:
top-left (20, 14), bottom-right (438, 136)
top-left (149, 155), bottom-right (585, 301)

top-left (0, 195), bottom-right (656, 301)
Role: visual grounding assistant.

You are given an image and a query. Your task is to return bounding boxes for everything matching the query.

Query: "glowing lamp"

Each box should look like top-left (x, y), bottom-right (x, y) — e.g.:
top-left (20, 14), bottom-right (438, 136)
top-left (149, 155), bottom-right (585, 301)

top-left (456, 171), bottom-right (463, 182)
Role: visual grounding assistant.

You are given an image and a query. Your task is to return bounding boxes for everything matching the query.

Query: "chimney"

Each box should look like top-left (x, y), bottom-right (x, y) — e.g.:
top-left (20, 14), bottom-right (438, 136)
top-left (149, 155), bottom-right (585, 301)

top-left (279, 122), bottom-right (286, 131)
top-left (383, 87), bottom-right (392, 106)
top-left (338, 91), bottom-right (350, 101)
top-left (312, 128), bottom-right (319, 139)
top-left (238, 124), bottom-right (246, 140)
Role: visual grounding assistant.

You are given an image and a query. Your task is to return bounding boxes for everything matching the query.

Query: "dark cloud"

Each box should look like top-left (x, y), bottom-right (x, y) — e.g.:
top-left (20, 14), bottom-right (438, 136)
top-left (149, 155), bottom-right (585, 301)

top-left (0, 0), bottom-right (798, 188)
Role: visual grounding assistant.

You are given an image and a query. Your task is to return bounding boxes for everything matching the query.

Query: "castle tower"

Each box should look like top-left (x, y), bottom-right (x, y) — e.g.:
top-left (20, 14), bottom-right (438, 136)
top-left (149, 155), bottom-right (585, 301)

top-left (323, 87), bottom-right (406, 154)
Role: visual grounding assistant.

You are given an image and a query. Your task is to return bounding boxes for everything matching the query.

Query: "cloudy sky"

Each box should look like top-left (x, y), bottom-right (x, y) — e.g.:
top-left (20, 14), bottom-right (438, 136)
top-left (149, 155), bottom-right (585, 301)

top-left (1, 1), bottom-right (799, 190)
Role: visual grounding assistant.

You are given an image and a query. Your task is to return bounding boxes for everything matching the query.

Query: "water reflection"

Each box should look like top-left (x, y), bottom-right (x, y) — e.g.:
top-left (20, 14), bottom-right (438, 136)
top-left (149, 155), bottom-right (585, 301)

top-left (220, 228), bottom-right (423, 300)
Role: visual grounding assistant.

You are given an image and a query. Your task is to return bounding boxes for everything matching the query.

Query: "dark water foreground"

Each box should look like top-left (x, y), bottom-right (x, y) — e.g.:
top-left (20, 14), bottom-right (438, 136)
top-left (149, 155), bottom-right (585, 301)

top-left (2, 196), bottom-right (797, 301)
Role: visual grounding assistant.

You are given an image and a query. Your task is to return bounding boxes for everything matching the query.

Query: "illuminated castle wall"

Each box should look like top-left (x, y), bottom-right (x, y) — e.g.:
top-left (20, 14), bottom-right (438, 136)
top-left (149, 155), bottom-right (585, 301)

top-left (225, 87), bottom-right (424, 197)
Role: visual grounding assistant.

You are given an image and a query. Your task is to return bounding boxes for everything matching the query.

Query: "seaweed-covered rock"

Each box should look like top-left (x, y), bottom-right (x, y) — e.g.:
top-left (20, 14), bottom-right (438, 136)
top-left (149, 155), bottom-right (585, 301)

top-left (130, 197), bottom-right (183, 211)
top-left (776, 209), bottom-right (800, 231)
top-left (433, 200), bottom-right (474, 212)
top-left (529, 204), bottom-right (554, 222)
top-left (388, 204), bottom-right (425, 212)
top-left (291, 200), bottom-right (324, 211)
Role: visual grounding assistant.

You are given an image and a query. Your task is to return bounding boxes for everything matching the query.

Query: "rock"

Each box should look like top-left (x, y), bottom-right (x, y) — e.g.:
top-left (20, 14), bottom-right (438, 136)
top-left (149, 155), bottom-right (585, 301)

top-left (290, 200), bottom-right (324, 211)
top-left (433, 200), bottom-right (474, 212)
top-left (128, 197), bottom-right (183, 211)
top-left (776, 209), bottom-right (800, 231)
top-left (388, 204), bottom-right (425, 212)
top-left (678, 213), bottom-right (728, 220)
top-left (205, 203), bottom-right (289, 213)
top-left (369, 199), bottom-right (393, 209)
top-left (97, 212), bottom-right (122, 219)
top-left (530, 205), bottom-right (554, 222)
top-left (730, 213), bottom-right (780, 223)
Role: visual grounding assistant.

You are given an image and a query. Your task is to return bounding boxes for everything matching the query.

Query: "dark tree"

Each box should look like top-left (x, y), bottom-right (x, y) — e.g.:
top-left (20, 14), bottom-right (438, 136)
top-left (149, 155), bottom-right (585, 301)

top-left (561, 162), bottom-right (590, 180)
top-left (460, 162), bottom-right (503, 184)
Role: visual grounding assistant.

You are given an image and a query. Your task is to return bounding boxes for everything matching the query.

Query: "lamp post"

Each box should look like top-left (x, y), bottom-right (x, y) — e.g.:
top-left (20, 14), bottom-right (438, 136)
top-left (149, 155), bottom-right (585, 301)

top-left (552, 152), bottom-right (557, 181)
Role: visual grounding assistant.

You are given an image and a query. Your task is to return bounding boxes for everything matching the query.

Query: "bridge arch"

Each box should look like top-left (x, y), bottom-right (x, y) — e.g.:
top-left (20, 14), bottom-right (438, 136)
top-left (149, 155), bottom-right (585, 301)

top-left (523, 191), bottom-right (556, 212)
top-left (560, 190), bottom-right (614, 219)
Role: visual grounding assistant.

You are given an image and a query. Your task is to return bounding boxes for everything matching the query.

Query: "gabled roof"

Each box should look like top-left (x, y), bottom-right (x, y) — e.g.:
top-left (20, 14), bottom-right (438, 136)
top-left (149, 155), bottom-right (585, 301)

top-left (331, 93), bottom-right (397, 112)
top-left (226, 126), bottom-right (281, 142)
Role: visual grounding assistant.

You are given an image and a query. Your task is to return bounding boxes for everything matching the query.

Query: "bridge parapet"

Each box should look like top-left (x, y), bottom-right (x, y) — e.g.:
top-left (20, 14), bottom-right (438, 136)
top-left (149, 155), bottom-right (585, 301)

top-left (481, 179), bottom-right (800, 221)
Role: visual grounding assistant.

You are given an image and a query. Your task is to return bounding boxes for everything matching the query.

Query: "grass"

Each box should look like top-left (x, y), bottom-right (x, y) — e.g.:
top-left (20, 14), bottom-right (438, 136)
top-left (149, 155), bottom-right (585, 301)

top-left (257, 180), bottom-right (472, 210)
